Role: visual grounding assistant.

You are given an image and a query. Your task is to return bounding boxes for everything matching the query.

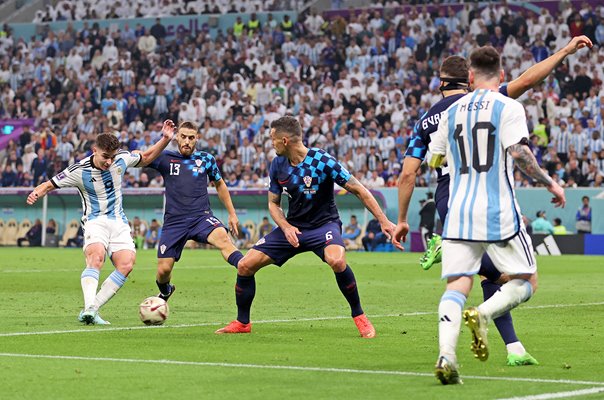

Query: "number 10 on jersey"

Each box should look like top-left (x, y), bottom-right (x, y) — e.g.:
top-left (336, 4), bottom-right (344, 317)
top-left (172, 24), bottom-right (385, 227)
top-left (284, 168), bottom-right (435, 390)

top-left (453, 122), bottom-right (496, 174)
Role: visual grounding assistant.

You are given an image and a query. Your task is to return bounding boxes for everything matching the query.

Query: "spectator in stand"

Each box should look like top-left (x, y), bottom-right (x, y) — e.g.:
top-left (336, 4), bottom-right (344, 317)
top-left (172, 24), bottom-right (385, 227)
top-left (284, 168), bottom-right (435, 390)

top-left (17, 218), bottom-right (42, 247)
top-left (66, 225), bottom-right (85, 248)
top-left (257, 216), bottom-right (274, 238)
top-left (144, 219), bottom-right (162, 249)
top-left (419, 192), bottom-right (436, 250)
top-left (361, 218), bottom-right (386, 252)
top-left (532, 210), bottom-right (555, 234)
top-left (342, 214), bottom-right (361, 248)
top-left (130, 216), bottom-right (146, 249)
top-left (576, 195), bottom-right (592, 233)
top-left (553, 218), bottom-right (568, 235)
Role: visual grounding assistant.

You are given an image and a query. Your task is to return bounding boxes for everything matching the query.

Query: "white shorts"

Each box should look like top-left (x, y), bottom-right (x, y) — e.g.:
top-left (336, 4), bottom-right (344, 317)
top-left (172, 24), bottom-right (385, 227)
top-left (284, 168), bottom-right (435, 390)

top-left (441, 229), bottom-right (536, 279)
top-left (83, 218), bottom-right (136, 254)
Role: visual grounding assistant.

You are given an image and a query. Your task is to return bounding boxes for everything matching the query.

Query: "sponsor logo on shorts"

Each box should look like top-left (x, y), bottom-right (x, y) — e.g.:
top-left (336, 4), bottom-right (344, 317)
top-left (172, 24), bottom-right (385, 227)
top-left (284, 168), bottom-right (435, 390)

top-left (160, 244), bottom-right (167, 254)
top-left (255, 238), bottom-right (266, 246)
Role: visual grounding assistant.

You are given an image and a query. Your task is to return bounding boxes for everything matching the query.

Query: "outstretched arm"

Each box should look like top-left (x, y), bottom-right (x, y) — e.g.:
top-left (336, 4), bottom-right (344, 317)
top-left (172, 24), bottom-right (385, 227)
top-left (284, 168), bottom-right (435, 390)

top-left (344, 176), bottom-right (396, 239)
top-left (508, 142), bottom-right (566, 208)
top-left (136, 119), bottom-right (176, 167)
top-left (506, 35), bottom-right (593, 99)
top-left (26, 181), bottom-right (55, 205)
top-left (215, 178), bottom-right (239, 236)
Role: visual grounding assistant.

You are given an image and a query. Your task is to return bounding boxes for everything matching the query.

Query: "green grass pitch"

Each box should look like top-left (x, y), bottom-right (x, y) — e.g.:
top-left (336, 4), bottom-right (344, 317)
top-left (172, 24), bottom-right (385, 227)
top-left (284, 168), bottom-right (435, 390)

top-left (1, 248), bottom-right (603, 399)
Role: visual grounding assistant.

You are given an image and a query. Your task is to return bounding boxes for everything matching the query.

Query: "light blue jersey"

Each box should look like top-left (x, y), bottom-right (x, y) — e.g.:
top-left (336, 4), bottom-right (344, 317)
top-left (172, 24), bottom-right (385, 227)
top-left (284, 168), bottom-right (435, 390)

top-left (429, 89), bottom-right (528, 242)
top-left (51, 151), bottom-right (141, 223)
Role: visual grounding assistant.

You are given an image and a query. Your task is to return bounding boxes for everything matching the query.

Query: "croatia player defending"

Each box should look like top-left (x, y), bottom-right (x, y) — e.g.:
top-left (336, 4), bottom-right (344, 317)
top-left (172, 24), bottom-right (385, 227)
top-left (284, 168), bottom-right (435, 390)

top-left (216, 116), bottom-right (396, 337)
top-left (428, 46), bottom-right (565, 384)
top-left (146, 121), bottom-right (244, 301)
top-left (26, 122), bottom-right (176, 324)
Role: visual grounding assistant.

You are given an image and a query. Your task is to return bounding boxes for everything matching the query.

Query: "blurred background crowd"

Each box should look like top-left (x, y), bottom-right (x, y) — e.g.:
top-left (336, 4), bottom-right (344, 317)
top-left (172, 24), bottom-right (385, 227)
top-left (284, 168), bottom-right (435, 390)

top-left (1, 0), bottom-right (604, 192)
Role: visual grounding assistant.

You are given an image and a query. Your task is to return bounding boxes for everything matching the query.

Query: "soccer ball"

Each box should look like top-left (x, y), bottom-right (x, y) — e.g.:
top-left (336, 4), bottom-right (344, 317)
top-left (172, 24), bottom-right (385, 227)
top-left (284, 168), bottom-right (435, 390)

top-left (139, 296), bottom-right (169, 325)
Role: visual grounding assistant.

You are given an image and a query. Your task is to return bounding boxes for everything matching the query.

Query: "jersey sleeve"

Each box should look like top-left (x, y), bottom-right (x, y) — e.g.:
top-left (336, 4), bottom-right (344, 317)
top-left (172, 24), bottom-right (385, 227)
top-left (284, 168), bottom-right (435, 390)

top-left (268, 159), bottom-right (282, 195)
top-left (50, 164), bottom-right (81, 189)
top-left (500, 100), bottom-right (530, 149)
top-left (205, 154), bottom-right (222, 182)
top-left (404, 120), bottom-right (428, 161)
top-left (321, 151), bottom-right (351, 187)
top-left (117, 150), bottom-right (142, 168)
top-left (498, 84), bottom-right (509, 97)
top-left (146, 152), bottom-right (163, 171)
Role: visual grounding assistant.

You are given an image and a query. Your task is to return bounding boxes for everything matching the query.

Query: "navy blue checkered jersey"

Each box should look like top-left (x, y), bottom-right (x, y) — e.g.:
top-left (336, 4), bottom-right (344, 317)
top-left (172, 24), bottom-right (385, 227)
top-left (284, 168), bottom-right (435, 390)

top-left (148, 150), bottom-right (222, 219)
top-left (269, 148), bottom-right (351, 229)
top-left (405, 94), bottom-right (466, 162)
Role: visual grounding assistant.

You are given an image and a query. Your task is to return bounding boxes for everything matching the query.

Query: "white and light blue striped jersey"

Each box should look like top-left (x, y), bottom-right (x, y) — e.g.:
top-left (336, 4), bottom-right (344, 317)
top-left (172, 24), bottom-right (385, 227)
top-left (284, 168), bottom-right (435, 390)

top-left (429, 89), bottom-right (528, 242)
top-left (551, 128), bottom-right (571, 154)
top-left (50, 151), bottom-right (142, 223)
top-left (570, 131), bottom-right (588, 157)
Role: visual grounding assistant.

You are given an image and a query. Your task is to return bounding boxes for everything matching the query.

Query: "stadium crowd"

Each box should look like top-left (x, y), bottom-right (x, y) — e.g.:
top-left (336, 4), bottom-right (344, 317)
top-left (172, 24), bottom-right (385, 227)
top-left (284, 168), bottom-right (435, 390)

top-left (33, 0), bottom-right (308, 21)
top-left (1, 2), bottom-right (604, 190)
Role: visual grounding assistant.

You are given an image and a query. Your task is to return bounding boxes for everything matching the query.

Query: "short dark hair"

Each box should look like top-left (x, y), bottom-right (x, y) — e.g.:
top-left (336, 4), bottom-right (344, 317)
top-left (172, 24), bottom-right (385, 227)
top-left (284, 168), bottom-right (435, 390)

top-left (469, 46), bottom-right (501, 79)
top-left (271, 116), bottom-right (302, 140)
top-left (95, 133), bottom-right (120, 152)
top-left (554, 218), bottom-right (562, 225)
top-left (582, 196), bottom-right (589, 201)
top-left (178, 121), bottom-right (198, 132)
top-left (440, 56), bottom-right (469, 80)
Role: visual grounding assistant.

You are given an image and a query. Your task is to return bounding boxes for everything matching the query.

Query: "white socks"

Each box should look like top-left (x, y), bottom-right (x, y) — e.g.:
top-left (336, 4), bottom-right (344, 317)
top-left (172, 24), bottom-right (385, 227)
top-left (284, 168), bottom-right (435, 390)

top-left (506, 341), bottom-right (527, 356)
top-left (92, 270), bottom-right (128, 310)
top-left (81, 268), bottom-right (100, 310)
top-left (438, 290), bottom-right (467, 364)
top-left (478, 279), bottom-right (532, 321)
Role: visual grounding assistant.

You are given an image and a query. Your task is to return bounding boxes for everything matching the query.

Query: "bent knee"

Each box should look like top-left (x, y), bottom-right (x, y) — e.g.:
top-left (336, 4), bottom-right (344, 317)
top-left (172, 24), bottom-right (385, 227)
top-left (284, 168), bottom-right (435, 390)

top-left (325, 256), bottom-right (347, 272)
top-left (237, 258), bottom-right (253, 275)
top-left (86, 254), bottom-right (105, 268)
top-left (114, 256), bottom-right (136, 275)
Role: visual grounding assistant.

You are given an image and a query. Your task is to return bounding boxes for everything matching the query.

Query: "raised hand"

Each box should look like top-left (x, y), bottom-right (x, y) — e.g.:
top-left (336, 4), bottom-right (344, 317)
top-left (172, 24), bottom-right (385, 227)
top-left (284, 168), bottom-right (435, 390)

top-left (162, 119), bottom-right (176, 140)
top-left (564, 35), bottom-right (593, 55)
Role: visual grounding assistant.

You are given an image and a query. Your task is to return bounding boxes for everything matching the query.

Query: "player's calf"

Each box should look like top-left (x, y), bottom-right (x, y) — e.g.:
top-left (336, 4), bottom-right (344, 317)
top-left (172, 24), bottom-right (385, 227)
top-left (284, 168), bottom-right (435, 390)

top-left (478, 278), bottom-right (534, 322)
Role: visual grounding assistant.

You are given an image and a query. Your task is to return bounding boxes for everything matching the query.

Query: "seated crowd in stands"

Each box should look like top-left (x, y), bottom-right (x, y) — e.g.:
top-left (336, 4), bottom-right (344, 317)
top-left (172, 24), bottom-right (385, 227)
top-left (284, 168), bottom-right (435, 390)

top-left (0, 2), bottom-right (603, 191)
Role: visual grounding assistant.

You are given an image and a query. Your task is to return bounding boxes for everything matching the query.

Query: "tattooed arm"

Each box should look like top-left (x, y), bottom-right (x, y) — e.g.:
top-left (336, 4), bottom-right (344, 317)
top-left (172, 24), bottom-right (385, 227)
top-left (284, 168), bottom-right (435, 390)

top-left (344, 176), bottom-right (396, 239)
top-left (508, 141), bottom-right (566, 207)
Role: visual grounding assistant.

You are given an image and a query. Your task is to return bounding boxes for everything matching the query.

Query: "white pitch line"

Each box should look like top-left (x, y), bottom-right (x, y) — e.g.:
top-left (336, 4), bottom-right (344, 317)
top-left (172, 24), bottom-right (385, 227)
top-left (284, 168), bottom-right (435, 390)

top-left (0, 311), bottom-right (433, 337)
top-left (1, 353), bottom-right (603, 388)
top-left (1, 302), bottom-right (602, 338)
top-left (495, 387), bottom-right (604, 400)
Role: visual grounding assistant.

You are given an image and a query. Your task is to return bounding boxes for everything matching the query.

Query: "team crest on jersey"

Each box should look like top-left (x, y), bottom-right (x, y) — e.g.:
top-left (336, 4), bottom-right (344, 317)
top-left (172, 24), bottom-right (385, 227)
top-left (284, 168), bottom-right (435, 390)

top-left (117, 167), bottom-right (122, 174)
top-left (195, 159), bottom-right (202, 167)
top-left (160, 244), bottom-right (167, 254)
top-left (255, 237), bottom-right (266, 246)
top-left (303, 176), bottom-right (312, 187)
